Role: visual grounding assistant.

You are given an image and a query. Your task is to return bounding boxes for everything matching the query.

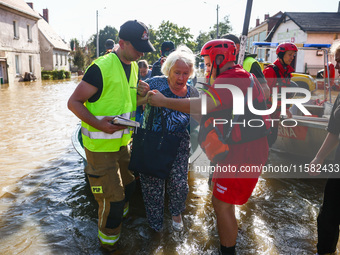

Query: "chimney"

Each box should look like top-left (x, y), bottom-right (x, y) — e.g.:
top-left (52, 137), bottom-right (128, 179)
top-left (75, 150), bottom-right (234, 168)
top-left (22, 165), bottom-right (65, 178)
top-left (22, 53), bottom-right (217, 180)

top-left (256, 18), bottom-right (260, 27)
top-left (338, 1), bottom-right (340, 12)
top-left (27, 2), bottom-right (33, 9)
top-left (43, 8), bottom-right (49, 23)
top-left (264, 14), bottom-right (270, 20)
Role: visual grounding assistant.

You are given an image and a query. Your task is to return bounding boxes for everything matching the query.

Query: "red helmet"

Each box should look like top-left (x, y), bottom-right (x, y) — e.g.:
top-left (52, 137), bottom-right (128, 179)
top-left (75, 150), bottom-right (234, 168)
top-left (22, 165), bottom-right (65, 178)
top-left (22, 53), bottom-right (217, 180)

top-left (276, 42), bottom-right (298, 55)
top-left (200, 39), bottom-right (236, 68)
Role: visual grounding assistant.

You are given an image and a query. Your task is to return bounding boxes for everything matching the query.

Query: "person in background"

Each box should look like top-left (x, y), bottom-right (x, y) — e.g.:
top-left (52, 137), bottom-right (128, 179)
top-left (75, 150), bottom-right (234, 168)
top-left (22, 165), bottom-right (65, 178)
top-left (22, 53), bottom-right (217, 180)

top-left (151, 41), bottom-right (175, 77)
top-left (136, 59), bottom-right (152, 122)
top-left (221, 34), bottom-right (270, 99)
top-left (104, 39), bottom-right (115, 55)
top-left (263, 42), bottom-right (297, 147)
top-left (140, 45), bottom-right (199, 233)
top-left (67, 20), bottom-right (154, 252)
top-left (309, 40), bottom-right (340, 255)
top-left (147, 39), bottom-right (270, 255)
top-left (138, 59), bottom-right (152, 81)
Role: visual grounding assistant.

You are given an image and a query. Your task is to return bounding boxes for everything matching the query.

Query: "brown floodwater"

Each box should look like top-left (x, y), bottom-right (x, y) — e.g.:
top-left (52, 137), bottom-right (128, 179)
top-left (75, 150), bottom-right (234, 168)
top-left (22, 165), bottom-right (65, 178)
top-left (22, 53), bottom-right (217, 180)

top-left (0, 78), bottom-right (337, 254)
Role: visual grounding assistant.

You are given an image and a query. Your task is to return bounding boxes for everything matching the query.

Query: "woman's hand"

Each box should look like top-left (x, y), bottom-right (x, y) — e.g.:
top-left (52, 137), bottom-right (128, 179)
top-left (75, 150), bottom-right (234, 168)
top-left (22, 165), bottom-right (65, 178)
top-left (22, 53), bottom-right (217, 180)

top-left (137, 80), bottom-right (150, 97)
top-left (147, 90), bottom-right (166, 107)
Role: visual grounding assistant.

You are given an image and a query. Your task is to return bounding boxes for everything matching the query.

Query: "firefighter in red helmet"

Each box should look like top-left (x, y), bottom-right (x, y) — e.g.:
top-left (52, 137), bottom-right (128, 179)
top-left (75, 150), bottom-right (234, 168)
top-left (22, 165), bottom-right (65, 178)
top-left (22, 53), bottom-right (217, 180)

top-left (263, 42), bottom-right (298, 147)
top-left (147, 39), bottom-right (270, 255)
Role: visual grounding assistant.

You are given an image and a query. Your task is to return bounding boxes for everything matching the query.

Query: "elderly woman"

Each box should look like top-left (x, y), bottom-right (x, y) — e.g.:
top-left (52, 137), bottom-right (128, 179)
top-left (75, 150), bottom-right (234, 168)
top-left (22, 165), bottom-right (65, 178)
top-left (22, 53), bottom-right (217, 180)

top-left (139, 45), bottom-right (199, 232)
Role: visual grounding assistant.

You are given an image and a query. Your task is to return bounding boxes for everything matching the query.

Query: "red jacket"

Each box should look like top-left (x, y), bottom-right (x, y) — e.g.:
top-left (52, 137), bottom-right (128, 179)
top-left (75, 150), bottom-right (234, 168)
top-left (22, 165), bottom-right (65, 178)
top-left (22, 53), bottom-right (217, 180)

top-left (263, 58), bottom-right (295, 90)
top-left (263, 58), bottom-right (295, 120)
top-left (207, 65), bottom-right (269, 166)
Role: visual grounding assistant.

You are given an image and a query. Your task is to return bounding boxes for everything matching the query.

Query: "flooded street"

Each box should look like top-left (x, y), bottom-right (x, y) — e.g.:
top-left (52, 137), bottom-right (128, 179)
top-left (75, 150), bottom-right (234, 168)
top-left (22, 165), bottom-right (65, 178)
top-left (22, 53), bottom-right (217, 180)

top-left (0, 78), bottom-right (337, 254)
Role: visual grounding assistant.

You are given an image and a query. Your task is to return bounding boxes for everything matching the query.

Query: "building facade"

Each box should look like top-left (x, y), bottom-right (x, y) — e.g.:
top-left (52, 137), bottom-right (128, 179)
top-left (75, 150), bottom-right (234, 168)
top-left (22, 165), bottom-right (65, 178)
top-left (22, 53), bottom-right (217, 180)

top-left (36, 8), bottom-right (70, 72)
top-left (247, 12), bottom-right (283, 61)
top-left (0, 0), bottom-right (41, 83)
top-left (266, 10), bottom-right (340, 76)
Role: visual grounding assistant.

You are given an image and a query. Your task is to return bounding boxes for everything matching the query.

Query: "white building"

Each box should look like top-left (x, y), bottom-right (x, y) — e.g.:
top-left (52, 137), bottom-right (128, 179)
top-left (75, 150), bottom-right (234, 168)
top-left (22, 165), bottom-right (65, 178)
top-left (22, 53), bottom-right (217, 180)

top-left (0, 0), bottom-right (41, 83)
top-left (35, 8), bottom-right (70, 72)
top-left (265, 8), bottom-right (340, 76)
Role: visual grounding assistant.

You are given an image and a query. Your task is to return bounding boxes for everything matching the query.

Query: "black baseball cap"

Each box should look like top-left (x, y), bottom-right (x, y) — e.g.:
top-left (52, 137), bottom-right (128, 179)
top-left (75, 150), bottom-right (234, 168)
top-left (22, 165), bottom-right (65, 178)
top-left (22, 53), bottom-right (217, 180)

top-left (119, 20), bottom-right (155, 53)
top-left (105, 39), bottom-right (114, 50)
top-left (161, 41), bottom-right (175, 56)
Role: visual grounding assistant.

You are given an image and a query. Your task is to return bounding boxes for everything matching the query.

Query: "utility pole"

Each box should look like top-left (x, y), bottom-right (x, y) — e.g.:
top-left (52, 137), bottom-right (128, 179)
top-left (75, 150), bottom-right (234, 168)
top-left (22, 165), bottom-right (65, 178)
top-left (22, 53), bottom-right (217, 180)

top-left (216, 4), bottom-right (219, 39)
top-left (96, 10), bottom-right (99, 58)
top-left (238, 0), bottom-right (253, 66)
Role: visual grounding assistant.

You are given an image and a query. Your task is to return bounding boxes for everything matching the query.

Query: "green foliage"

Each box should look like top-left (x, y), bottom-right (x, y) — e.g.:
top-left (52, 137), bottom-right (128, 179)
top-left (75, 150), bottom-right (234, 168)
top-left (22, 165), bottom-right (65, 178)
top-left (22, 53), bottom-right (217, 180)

top-left (41, 70), bottom-right (71, 80)
top-left (88, 26), bottom-right (119, 57)
top-left (65, 71), bottom-right (71, 78)
top-left (211, 15), bottom-right (233, 39)
top-left (143, 21), bottom-right (197, 65)
top-left (73, 48), bottom-right (86, 71)
top-left (70, 38), bottom-right (80, 51)
top-left (194, 31), bottom-right (212, 68)
top-left (42, 73), bottom-right (52, 80)
top-left (78, 16), bottom-right (232, 70)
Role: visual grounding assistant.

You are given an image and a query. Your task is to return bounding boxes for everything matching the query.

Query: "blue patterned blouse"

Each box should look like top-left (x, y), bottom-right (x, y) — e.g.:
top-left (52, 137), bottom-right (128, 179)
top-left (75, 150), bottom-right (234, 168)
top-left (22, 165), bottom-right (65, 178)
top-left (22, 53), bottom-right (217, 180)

top-left (141, 76), bottom-right (199, 134)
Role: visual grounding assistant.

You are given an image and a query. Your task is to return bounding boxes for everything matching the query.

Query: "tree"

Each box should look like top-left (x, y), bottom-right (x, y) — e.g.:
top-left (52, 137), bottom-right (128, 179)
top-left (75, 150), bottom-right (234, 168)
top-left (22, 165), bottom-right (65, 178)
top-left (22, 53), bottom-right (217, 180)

top-left (141, 21), bottom-right (197, 66)
top-left (88, 25), bottom-right (119, 58)
top-left (70, 38), bottom-right (80, 51)
top-left (73, 48), bottom-right (85, 71)
top-left (195, 31), bottom-right (211, 69)
top-left (156, 21), bottom-right (196, 51)
top-left (142, 21), bottom-right (197, 66)
top-left (210, 15), bottom-right (233, 39)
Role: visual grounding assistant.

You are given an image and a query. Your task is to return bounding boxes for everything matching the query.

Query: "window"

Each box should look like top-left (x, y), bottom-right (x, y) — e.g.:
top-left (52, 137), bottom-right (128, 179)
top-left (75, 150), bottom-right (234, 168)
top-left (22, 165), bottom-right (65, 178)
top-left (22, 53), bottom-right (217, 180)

top-left (55, 53), bottom-right (58, 66)
top-left (13, 21), bottom-right (19, 39)
top-left (27, 25), bottom-right (32, 42)
top-left (29, 56), bottom-right (33, 73)
top-left (259, 31), bottom-right (266, 41)
top-left (15, 55), bottom-right (20, 75)
top-left (248, 36), bottom-right (254, 53)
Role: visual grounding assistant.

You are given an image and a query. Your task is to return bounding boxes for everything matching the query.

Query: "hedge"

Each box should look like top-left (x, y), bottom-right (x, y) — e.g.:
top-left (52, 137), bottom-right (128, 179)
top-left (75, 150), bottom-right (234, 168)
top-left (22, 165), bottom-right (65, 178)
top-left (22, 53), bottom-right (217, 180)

top-left (41, 70), bottom-right (71, 80)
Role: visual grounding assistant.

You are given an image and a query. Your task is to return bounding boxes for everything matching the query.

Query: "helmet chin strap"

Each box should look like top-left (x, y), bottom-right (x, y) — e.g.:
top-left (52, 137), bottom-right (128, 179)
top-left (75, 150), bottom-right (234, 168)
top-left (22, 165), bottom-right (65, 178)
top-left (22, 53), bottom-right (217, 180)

top-left (208, 60), bottom-right (216, 85)
top-left (209, 60), bottom-right (221, 82)
top-left (280, 56), bottom-right (288, 67)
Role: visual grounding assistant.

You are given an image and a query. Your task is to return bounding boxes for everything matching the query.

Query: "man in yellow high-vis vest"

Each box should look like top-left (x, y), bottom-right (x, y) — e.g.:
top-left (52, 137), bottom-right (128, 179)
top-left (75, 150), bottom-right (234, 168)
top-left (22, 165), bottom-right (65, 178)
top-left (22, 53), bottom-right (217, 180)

top-left (222, 34), bottom-right (270, 99)
top-left (68, 20), bottom-right (154, 252)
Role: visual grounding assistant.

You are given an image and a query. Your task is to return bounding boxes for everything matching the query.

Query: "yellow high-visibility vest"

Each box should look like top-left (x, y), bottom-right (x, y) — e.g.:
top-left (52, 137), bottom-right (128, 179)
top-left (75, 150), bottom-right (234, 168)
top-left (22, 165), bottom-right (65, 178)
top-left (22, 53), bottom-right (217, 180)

top-left (81, 53), bottom-right (138, 152)
top-left (243, 56), bottom-right (258, 72)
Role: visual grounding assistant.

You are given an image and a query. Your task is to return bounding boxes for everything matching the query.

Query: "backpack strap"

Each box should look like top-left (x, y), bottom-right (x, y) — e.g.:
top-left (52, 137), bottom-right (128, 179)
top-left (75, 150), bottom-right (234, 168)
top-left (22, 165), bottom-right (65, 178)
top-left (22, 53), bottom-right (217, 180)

top-left (224, 74), bottom-right (255, 140)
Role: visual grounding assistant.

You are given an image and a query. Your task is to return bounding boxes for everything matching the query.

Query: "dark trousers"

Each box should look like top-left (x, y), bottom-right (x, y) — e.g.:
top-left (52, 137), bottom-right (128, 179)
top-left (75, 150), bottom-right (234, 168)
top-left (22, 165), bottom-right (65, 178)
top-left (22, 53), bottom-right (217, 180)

top-left (317, 178), bottom-right (340, 254)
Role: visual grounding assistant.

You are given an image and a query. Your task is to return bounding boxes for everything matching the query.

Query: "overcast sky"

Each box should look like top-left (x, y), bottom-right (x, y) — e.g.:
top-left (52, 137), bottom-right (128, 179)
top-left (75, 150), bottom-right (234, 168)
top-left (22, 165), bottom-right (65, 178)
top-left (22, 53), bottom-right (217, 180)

top-left (30, 0), bottom-right (339, 45)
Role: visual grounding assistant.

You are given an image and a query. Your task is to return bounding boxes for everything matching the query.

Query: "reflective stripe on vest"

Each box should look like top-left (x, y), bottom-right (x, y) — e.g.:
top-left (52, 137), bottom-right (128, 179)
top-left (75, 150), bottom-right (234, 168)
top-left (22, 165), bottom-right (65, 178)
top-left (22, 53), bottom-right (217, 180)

top-left (98, 229), bottom-right (120, 245)
top-left (243, 57), bottom-right (258, 72)
top-left (82, 53), bottom-right (138, 152)
top-left (81, 113), bottom-right (134, 139)
top-left (82, 126), bottom-right (131, 139)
